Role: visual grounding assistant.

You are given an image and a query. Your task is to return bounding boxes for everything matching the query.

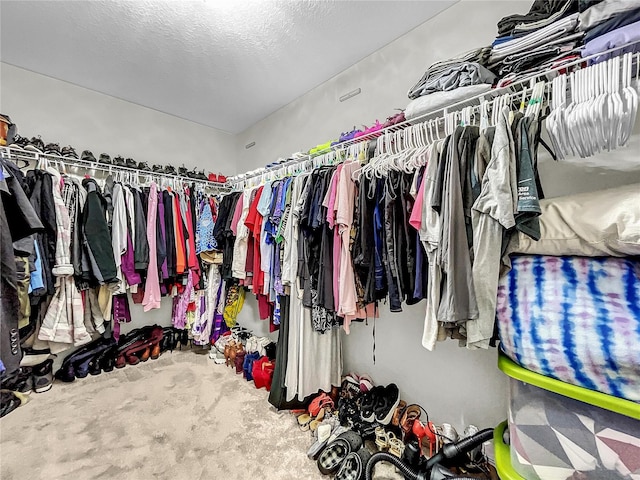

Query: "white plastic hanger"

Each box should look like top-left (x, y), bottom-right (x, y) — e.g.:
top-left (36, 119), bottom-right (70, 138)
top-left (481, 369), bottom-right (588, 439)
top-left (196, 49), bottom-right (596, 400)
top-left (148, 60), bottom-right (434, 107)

top-left (620, 52), bottom-right (638, 146)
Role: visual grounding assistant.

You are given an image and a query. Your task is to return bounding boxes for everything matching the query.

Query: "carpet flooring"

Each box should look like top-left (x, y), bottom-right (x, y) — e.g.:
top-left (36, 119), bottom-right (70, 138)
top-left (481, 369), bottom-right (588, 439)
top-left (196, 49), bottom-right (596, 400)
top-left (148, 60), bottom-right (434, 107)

top-left (0, 350), bottom-right (401, 480)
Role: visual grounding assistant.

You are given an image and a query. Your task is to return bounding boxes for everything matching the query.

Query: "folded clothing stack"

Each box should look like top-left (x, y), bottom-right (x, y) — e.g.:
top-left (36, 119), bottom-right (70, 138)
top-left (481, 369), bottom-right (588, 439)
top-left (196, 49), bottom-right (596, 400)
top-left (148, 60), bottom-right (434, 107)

top-left (407, 47), bottom-right (493, 100)
top-left (489, 12), bottom-right (582, 77)
top-left (405, 47), bottom-right (494, 122)
top-left (580, 0), bottom-right (640, 63)
top-left (496, 0), bottom-right (579, 39)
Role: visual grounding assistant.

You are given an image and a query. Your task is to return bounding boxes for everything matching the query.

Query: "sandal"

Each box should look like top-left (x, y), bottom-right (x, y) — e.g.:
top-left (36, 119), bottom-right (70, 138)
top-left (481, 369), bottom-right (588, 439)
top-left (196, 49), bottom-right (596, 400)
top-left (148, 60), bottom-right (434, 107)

top-left (400, 404), bottom-right (422, 440)
top-left (375, 427), bottom-right (389, 450)
top-left (391, 400), bottom-right (407, 427)
top-left (309, 408), bottom-right (326, 432)
top-left (298, 413), bottom-right (312, 431)
top-left (309, 392), bottom-right (334, 417)
top-left (388, 437), bottom-right (405, 458)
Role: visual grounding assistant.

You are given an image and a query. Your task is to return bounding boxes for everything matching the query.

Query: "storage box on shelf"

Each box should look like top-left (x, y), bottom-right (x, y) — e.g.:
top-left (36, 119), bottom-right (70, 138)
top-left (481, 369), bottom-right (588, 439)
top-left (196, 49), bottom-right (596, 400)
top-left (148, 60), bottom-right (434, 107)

top-left (497, 353), bottom-right (640, 480)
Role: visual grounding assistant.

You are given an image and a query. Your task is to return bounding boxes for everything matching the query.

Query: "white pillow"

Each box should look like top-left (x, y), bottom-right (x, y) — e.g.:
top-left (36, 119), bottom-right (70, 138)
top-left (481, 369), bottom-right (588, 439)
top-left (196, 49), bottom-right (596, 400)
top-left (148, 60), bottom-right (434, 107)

top-left (507, 183), bottom-right (640, 257)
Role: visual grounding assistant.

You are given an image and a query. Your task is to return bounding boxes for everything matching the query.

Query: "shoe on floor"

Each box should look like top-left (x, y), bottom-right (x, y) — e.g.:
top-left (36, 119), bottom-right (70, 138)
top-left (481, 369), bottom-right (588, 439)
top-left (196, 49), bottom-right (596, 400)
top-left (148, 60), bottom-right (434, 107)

top-left (317, 430), bottom-right (363, 475)
top-left (0, 367), bottom-right (33, 395)
top-left (32, 359), bottom-right (54, 393)
top-left (210, 349), bottom-right (226, 364)
top-left (19, 347), bottom-right (52, 367)
top-left (374, 383), bottom-right (400, 425)
top-left (0, 389), bottom-right (29, 418)
top-left (360, 385), bottom-right (384, 422)
top-left (335, 447), bottom-right (372, 480)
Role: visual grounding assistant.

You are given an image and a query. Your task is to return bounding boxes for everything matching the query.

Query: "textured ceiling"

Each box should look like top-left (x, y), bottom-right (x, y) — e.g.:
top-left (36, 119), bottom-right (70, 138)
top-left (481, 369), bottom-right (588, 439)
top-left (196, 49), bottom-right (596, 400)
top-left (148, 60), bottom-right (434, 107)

top-left (0, 0), bottom-right (455, 134)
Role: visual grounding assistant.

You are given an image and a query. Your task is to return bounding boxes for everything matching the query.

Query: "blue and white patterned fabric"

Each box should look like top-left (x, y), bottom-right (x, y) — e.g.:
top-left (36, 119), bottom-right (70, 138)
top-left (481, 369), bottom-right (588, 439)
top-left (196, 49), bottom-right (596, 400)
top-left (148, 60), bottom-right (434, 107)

top-left (196, 201), bottom-right (216, 254)
top-left (497, 255), bottom-right (640, 402)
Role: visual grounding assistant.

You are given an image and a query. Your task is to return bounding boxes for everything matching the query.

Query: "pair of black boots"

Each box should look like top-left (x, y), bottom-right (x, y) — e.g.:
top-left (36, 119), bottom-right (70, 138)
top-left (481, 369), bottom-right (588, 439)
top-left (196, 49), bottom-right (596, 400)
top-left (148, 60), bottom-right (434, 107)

top-left (55, 336), bottom-right (117, 382)
top-left (55, 326), bottom-right (176, 382)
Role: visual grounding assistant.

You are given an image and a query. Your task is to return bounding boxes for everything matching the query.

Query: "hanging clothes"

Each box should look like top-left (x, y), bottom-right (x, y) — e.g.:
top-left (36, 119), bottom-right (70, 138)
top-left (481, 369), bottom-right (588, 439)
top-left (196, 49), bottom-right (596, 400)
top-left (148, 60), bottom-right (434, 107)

top-left (0, 157), bottom-right (44, 375)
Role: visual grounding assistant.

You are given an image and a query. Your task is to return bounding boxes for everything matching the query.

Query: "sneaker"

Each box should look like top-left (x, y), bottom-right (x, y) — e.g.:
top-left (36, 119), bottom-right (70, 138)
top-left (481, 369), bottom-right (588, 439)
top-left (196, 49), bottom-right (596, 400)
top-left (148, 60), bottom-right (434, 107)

top-left (360, 385), bottom-right (384, 422)
top-left (43, 143), bottom-right (61, 156)
top-left (99, 153), bottom-right (111, 165)
top-left (374, 383), bottom-right (400, 425)
top-left (138, 162), bottom-right (151, 171)
top-left (111, 155), bottom-right (124, 167)
top-left (125, 158), bottom-right (137, 168)
top-left (32, 359), bottom-right (54, 393)
top-left (81, 150), bottom-right (96, 162)
top-left (20, 347), bottom-right (53, 367)
top-left (0, 390), bottom-right (29, 418)
top-left (0, 367), bottom-right (33, 394)
top-left (152, 164), bottom-right (164, 173)
top-left (211, 350), bottom-right (226, 364)
top-left (11, 134), bottom-right (29, 150)
top-left (24, 136), bottom-right (45, 153)
top-left (164, 165), bottom-right (177, 175)
top-left (61, 145), bottom-right (79, 159)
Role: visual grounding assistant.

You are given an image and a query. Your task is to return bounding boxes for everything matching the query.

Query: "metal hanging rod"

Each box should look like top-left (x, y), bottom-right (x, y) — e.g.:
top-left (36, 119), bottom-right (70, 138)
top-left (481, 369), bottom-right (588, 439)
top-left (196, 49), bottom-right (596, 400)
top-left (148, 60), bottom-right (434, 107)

top-left (0, 146), bottom-right (231, 193)
top-left (228, 39), bottom-right (640, 190)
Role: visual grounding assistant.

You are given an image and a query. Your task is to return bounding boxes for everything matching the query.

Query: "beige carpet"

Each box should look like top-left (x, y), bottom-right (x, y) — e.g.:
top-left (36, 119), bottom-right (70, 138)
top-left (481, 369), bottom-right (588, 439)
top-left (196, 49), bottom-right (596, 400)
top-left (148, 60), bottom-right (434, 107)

top-left (0, 350), bottom-right (400, 480)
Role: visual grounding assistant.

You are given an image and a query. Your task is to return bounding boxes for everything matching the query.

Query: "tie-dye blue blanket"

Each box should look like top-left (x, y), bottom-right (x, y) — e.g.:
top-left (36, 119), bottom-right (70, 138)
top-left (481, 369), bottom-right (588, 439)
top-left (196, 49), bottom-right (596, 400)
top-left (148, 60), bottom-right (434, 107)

top-left (497, 255), bottom-right (640, 402)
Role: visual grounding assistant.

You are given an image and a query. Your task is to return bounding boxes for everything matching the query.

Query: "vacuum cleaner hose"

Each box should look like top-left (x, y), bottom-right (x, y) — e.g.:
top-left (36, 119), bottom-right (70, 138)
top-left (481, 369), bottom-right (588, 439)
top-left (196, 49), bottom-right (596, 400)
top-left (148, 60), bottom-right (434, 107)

top-left (364, 428), bottom-right (495, 480)
top-left (425, 428), bottom-right (494, 470)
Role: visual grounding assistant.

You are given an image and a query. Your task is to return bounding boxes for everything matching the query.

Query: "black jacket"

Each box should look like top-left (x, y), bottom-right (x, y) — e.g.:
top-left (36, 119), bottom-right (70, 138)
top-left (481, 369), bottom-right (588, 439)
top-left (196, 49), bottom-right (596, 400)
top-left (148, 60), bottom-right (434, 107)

top-left (82, 179), bottom-right (118, 285)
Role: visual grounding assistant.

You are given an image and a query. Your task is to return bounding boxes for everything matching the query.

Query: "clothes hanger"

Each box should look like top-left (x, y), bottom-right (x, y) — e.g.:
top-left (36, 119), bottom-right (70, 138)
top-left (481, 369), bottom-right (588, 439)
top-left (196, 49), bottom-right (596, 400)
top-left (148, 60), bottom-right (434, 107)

top-left (547, 75), bottom-right (564, 159)
top-left (620, 52), bottom-right (638, 146)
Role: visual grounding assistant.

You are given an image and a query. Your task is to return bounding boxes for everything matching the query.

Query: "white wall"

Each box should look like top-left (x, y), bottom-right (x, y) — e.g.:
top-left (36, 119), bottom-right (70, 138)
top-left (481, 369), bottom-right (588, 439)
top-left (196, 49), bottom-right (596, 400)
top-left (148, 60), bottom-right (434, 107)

top-left (0, 63), bottom-right (236, 172)
top-left (234, 0), bottom-right (640, 433)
